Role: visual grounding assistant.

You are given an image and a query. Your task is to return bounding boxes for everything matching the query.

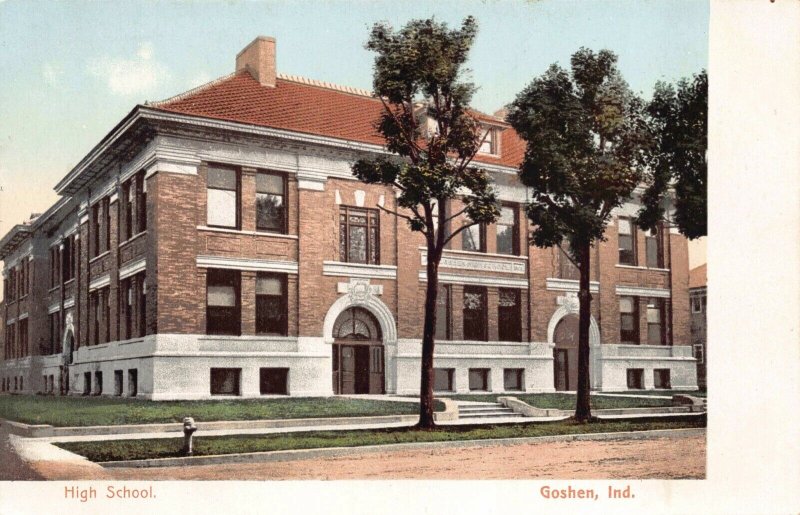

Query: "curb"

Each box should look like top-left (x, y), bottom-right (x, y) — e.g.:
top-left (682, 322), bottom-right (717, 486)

top-left (1, 414), bottom-right (420, 438)
top-left (99, 427), bottom-right (706, 469)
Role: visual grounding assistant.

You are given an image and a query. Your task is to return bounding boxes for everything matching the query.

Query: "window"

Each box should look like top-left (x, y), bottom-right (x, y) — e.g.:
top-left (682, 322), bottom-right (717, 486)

top-left (128, 369), bottom-right (138, 397)
top-left (94, 371), bottom-right (103, 395)
top-left (496, 205), bottom-right (518, 255)
top-left (210, 368), bottom-right (241, 396)
top-left (207, 166), bottom-right (239, 228)
top-left (114, 370), bottom-right (123, 396)
top-left (691, 295), bottom-right (706, 314)
top-left (90, 291), bottom-right (100, 345)
top-left (462, 223), bottom-right (485, 253)
top-left (434, 368), bottom-right (455, 392)
top-left (49, 375), bottom-right (54, 394)
top-left (434, 284), bottom-right (451, 340)
top-left (121, 277), bottom-right (134, 339)
top-left (478, 127), bottom-right (498, 155)
top-left (256, 172), bottom-right (286, 233)
top-left (463, 286), bottom-right (488, 341)
top-left (62, 237), bottom-right (74, 282)
top-left (18, 319), bottom-right (28, 357)
top-left (256, 273), bottom-right (287, 335)
top-left (504, 369), bottom-right (524, 391)
top-left (135, 172), bottom-right (147, 234)
top-left (468, 368), bottom-right (490, 391)
top-left (558, 241), bottom-right (580, 280)
top-left (91, 203), bottom-right (101, 257)
top-left (123, 179), bottom-right (134, 241)
top-left (620, 296), bottom-right (639, 344)
top-left (91, 198), bottom-right (110, 257)
top-left (626, 369), bottom-right (644, 390)
top-left (102, 287), bottom-right (110, 344)
top-left (339, 206), bottom-right (379, 264)
top-left (654, 369), bottom-right (671, 389)
top-left (618, 217), bottom-right (636, 265)
top-left (49, 312), bottom-right (60, 355)
top-left (260, 368), bottom-right (289, 395)
top-left (206, 269), bottom-right (240, 335)
top-left (498, 288), bottom-right (522, 342)
top-left (645, 227), bottom-right (662, 268)
top-left (137, 274), bottom-right (147, 337)
top-left (49, 247), bottom-right (57, 288)
top-left (647, 298), bottom-right (666, 345)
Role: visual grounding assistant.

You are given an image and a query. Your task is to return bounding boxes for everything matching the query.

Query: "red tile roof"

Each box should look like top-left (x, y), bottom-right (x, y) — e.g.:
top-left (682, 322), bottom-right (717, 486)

top-left (151, 71), bottom-right (523, 168)
top-left (689, 263), bottom-right (707, 289)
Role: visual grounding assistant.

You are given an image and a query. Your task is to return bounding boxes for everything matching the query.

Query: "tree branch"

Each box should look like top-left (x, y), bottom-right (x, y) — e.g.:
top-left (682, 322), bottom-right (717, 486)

top-left (376, 203), bottom-right (428, 236)
top-left (443, 206), bottom-right (469, 224)
top-left (443, 219), bottom-right (480, 246)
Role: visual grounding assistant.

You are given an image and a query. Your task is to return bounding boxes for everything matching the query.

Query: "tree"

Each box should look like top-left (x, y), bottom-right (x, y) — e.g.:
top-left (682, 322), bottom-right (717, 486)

top-left (636, 70), bottom-right (707, 239)
top-left (506, 48), bottom-right (650, 422)
top-left (352, 16), bottom-right (499, 429)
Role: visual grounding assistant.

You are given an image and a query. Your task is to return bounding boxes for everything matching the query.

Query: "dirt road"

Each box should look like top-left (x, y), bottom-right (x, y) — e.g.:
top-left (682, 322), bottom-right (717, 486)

top-left (108, 431), bottom-right (705, 480)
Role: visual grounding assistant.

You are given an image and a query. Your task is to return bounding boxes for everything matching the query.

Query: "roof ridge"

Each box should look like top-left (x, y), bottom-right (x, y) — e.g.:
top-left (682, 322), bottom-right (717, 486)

top-left (277, 73), bottom-right (375, 98)
top-left (147, 71), bottom-right (240, 107)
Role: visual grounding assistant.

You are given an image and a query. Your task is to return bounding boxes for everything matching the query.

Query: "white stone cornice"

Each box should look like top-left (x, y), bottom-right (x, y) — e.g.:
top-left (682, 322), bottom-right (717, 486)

top-left (63, 297), bottom-right (75, 309)
top-left (89, 274), bottom-right (111, 291)
top-left (419, 271), bottom-right (529, 289)
top-left (196, 255), bottom-right (298, 274)
top-left (322, 261), bottom-right (397, 279)
top-left (546, 278), bottom-right (601, 293)
top-left (119, 258), bottom-right (146, 280)
top-left (615, 285), bottom-right (671, 298)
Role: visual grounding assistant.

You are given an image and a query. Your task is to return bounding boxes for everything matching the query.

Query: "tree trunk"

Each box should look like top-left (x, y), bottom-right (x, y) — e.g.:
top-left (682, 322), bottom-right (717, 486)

top-left (418, 251), bottom-right (440, 429)
top-left (575, 240), bottom-right (593, 422)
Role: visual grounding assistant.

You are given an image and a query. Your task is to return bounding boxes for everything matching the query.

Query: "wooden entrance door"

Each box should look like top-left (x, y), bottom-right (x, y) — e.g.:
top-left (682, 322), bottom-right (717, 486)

top-left (339, 345), bottom-right (356, 394)
top-left (333, 343), bottom-right (384, 394)
top-left (554, 349), bottom-right (569, 391)
top-left (553, 315), bottom-right (579, 391)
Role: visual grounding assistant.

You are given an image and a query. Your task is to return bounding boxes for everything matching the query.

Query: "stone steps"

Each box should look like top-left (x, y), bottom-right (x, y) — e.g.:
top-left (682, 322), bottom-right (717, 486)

top-left (458, 403), bottom-right (523, 420)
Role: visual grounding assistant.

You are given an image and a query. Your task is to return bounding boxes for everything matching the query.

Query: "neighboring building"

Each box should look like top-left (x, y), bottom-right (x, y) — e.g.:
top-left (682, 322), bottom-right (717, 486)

top-left (0, 37), bottom-right (697, 399)
top-left (689, 264), bottom-right (707, 389)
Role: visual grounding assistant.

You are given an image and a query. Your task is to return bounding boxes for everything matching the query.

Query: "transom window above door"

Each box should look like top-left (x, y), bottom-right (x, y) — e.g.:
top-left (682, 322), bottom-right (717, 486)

top-left (333, 307), bottom-right (382, 341)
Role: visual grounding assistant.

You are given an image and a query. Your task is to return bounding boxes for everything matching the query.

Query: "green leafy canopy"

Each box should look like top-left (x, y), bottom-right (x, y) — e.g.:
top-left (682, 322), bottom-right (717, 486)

top-left (352, 16), bottom-right (499, 246)
top-left (637, 70), bottom-right (707, 240)
top-left (506, 48), bottom-right (650, 258)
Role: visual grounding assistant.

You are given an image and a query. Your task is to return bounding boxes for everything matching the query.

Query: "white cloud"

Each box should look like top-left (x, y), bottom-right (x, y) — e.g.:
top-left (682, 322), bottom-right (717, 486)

top-left (88, 42), bottom-right (169, 96)
top-left (42, 62), bottom-right (64, 86)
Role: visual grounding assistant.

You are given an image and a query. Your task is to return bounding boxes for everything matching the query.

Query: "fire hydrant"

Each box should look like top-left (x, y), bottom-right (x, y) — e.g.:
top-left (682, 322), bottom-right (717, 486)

top-left (182, 417), bottom-right (197, 456)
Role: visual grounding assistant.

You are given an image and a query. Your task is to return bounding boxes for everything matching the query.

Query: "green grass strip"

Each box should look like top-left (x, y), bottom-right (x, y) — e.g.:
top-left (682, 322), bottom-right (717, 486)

top-left (56, 416), bottom-right (705, 463)
top-left (0, 395), bottom-right (438, 427)
top-left (446, 393), bottom-right (675, 409)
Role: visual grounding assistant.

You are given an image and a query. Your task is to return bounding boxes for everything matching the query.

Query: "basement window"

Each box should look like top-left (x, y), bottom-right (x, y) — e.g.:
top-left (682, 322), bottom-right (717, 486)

top-left (626, 368), bottom-right (644, 390)
top-left (210, 368), bottom-right (241, 396)
top-left (259, 368), bottom-right (289, 395)
top-left (468, 368), bottom-right (490, 392)
top-left (503, 369), bottom-right (524, 391)
top-left (434, 368), bottom-right (455, 392)
top-left (654, 369), bottom-right (671, 389)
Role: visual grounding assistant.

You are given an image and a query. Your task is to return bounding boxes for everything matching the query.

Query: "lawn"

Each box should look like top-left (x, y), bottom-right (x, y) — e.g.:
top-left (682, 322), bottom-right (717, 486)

top-left (447, 393), bottom-right (674, 410)
top-left (597, 390), bottom-right (707, 398)
top-left (56, 416), bottom-right (706, 462)
top-left (0, 395), bottom-right (438, 427)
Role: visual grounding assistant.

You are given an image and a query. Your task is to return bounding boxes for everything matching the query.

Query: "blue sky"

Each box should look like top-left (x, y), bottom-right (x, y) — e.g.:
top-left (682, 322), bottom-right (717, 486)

top-left (0, 0), bottom-right (708, 234)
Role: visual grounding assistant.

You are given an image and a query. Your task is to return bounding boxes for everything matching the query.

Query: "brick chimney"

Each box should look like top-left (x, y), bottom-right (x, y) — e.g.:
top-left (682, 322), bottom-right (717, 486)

top-left (236, 36), bottom-right (276, 87)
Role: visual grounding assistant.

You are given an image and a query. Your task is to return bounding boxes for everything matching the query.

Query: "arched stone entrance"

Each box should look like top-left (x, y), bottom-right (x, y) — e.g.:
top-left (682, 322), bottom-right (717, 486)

top-left (547, 295), bottom-right (601, 390)
top-left (330, 307), bottom-right (384, 394)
